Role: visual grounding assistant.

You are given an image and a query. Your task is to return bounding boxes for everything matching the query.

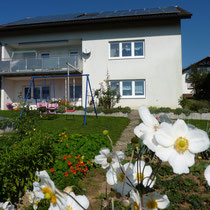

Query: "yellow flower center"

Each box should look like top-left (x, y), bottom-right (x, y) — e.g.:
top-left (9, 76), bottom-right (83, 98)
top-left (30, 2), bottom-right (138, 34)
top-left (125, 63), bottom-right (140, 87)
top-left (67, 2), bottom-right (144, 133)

top-left (42, 187), bottom-right (56, 204)
top-left (66, 206), bottom-right (73, 210)
top-left (117, 172), bottom-right (125, 182)
top-left (134, 202), bottom-right (139, 210)
top-left (154, 125), bottom-right (158, 132)
top-left (175, 137), bottom-right (189, 152)
top-left (147, 199), bottom-right (158, 209)
top-left (136, 172), bottom-right (144, 182)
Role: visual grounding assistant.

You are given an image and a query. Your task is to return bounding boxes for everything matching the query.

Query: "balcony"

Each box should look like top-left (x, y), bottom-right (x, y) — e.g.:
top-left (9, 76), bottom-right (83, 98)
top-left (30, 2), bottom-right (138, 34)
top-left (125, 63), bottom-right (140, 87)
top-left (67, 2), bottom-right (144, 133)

top-left (0, 55), bottom-right (82, 73)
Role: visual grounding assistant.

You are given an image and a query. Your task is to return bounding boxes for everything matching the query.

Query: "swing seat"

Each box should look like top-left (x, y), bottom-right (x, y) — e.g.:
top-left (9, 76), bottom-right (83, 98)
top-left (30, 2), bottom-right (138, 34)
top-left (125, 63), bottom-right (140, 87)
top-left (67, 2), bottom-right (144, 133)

top-left (65, 109), bottom-right (76, 120)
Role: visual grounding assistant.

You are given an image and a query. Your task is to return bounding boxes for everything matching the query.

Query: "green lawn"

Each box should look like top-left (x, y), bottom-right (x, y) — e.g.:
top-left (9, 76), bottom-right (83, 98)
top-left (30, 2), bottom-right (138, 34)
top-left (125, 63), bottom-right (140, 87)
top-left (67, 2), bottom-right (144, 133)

top-left (0, 111), bottom-right (130, 145)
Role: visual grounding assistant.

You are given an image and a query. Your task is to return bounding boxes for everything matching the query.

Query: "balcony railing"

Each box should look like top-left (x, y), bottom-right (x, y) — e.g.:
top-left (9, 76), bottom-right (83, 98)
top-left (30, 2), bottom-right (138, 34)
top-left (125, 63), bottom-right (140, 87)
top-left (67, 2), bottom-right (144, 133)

top-left (0, 55), bottom-right (82, 73)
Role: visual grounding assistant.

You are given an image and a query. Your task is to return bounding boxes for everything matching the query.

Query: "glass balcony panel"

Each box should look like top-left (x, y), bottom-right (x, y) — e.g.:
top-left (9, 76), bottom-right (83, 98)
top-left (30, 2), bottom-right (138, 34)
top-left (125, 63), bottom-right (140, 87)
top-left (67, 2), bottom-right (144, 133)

top-left (0, 61), bottom-right (10, 71)
top-left (42, 58), bottom-right (59, 69)
top-left (27, 58), bottom-right (42, 70)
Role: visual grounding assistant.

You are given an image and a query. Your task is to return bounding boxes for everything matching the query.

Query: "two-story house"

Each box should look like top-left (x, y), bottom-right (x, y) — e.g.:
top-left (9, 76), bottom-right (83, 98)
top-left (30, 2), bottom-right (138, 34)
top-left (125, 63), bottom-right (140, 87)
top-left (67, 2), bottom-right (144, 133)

top-left (0, 6), bottom-right (191, 110)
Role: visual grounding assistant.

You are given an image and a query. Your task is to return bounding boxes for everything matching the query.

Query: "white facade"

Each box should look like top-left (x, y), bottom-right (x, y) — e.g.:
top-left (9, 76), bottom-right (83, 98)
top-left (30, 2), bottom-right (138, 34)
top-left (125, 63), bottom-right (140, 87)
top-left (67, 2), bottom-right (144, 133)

top-left (0, 18), bottom-right (184, 109)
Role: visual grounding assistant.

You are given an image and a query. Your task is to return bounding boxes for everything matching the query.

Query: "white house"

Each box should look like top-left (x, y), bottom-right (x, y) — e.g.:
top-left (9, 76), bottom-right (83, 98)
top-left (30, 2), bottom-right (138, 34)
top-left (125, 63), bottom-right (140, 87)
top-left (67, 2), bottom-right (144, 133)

top-left (0, 6), bottom-right (191, 110)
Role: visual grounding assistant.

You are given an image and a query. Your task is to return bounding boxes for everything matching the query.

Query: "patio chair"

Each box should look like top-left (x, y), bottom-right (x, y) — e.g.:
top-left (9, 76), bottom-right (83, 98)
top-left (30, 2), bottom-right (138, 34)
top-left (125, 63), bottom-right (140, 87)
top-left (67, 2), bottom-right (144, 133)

top-left (37, 102), bottom-right (48, 114)
top-left (48, 103), bottom-right (58, 114)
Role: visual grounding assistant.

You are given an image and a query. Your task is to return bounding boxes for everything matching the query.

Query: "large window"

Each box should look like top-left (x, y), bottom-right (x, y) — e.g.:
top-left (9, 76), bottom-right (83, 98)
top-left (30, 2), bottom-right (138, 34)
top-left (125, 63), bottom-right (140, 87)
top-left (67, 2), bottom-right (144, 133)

top-left (70, 85), bottom-right (82, 99)
top-left (110, 80), bottom-right (145, 98)
top-left (24, 86), bottom-right (50, 101)
top-left (110, 40), bottom-right (144, 58)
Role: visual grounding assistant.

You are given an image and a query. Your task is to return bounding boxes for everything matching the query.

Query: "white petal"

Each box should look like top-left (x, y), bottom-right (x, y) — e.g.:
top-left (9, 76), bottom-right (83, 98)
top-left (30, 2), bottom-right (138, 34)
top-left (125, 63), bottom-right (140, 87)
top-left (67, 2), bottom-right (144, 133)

top-left (130, 190), bottom-right (140, 206)
top-left (151, 192), bottom-right (170, 209)
top-left (134, 124), bottom-right (144, 138)
top-left (187, 129), bottom-right (210, 153)
top-left (134, 160), bottom-right (145, 173)
top-left (168, 150), bottom-right (189, 174)
top-left (115, 151), bottom-right (125, 161)
top-left (76, 195), bottom-right (90, 209)
top-left (204, 165), bottom-right (210, 186)
top-left (94, 154), bottom-right (106, 164)
top-left (143, 136), bottom-right (158, 152)
top-left (139, 106), bottom-right (159, 128)
top-left (172, 119), bottom-right (188, 139)
top-left (183, 150), bottom-right (195, 167)
top-left (155, 123), bottom-right (174, 147)
top-left (106, 169), bottom-right (117, 185)
top-left (100, 148), bottom-right (110, 156)
top-left (155, 145), bottom-right (174, 162)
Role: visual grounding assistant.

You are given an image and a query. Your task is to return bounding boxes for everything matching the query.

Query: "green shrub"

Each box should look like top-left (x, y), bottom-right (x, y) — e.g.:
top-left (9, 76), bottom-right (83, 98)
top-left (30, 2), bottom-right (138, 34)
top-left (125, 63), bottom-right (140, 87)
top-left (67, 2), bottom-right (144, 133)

top-left (185, 99), bottom-right (210, 112)
top-left (49, 132), bottom-right (111, 190)
top-left (149, 107), bottom-right (172, 114)
top-left (173, 108), bottom-right (183, 115)
top-left (0, 131), bottom-right (56, 203)
top-left (198, 108), bottom-right (209, 113)
top-left (0, 118), bottom-right (14, 130)
top-left (178, 96), bottom-right (188, 108)
top-left (56, 105), bottom-right (66, 113)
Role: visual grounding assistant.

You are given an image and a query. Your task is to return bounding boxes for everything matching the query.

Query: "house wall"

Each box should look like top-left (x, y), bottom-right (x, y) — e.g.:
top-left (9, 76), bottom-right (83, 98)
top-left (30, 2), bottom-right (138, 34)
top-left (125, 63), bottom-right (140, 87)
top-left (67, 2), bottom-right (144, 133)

top-left (182, 72), bottom-right (193, 95)
top-left (0, 20), bottom-right (183, 109)
top-left (82, 23), bottom-right (182, 108)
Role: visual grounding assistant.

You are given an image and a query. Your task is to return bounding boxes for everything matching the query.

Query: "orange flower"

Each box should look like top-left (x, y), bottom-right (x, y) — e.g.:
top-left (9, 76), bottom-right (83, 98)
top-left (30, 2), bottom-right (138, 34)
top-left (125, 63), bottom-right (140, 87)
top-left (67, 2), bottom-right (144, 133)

top-left (68, 154), bottom-right (72, 158)
top-left (63, 156), bottom-right (67, 160)
top-left (50, 168), bottom-right (54, 173)
top-left (67, 161), bottom-right (72, 166)
top-left (64, 172), bottom-right (69, 177)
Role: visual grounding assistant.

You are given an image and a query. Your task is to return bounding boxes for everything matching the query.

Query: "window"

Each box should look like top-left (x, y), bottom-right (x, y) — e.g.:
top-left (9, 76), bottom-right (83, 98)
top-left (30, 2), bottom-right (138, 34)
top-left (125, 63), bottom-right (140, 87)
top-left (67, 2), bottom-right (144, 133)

top-left (24, 86), bottom-right (50, 101)
top-left (24, 87), bottom-right (31, 99)
top-left (70, 85), bottom-right (82, 99)
top-left (110, 40), bottom-right (144, 58)
top-left (110, 81), bottom-right (120, 95)
top-left (41, 53), bottom-right (50, 58)
top-left (110, 80), bottom-right (145, 98)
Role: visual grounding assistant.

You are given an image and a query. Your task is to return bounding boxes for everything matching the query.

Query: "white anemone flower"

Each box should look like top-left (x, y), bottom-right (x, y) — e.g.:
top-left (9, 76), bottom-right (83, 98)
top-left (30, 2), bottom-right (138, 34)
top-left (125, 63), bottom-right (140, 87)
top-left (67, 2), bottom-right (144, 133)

top-left (204, 165), bottom-right (210, 186)
top-left (25, 190), bottom-right (40, 210)
top-left (33, 170), bottom-right (66, 210)
top-left (0, 201), bottom-right (14, 210)
top-left (106, 162), bottom-right (134, 195)
top-left (133, 160), bottom-right (156, 188)
top-left (134, 106), bottom-right (159, 152)
top-left (143, 192), bottom-right (170, 210)
top-left (94, 148), bottom-right (124, 169)
top-left (65, 192), bottom-right (89, 210)
top-left (155, 119), bottom-right (210, 174)
top-left (130, 189), bottom-right (141, 210)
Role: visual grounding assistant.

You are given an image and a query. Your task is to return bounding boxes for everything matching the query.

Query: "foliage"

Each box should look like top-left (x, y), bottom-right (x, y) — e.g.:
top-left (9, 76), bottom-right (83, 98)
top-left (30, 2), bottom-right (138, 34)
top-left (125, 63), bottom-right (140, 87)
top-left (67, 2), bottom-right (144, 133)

top-left (0, 118), bottom-right (14, 130)
top-left (149, 107), bottom-right (172, 114)
top-left (0, 131), bottom-right (56, 203)
top-left (86, 106), bottom-right (131, 114)
top-left (187, 65), bottom-right (210, 101)
top-left (56, 105), bottom-right (66, 113)
top-left (178, 96), bottom-right (188, 108)
top-left (48, 131), bottom-right (111, 191)
top-left (95, 75), bottom-right (121, 109)
top-left (184, 99), bottom-right (210, 112)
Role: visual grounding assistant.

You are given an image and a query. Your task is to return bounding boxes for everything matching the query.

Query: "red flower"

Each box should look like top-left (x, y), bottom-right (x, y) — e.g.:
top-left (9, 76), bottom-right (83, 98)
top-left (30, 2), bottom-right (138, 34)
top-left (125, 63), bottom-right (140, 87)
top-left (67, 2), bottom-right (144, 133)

top-left (68, 154), bottom-right (72, 158)
top-left (14, 144), bottom-right (18, 147)
top-left (64, 172), bottom-right (69, 177)
top-left (70, 166), bottom-right (74, 170)
top-left (73, 171), bottom-right (76, 174)
top-left (67, 161), bottom-right (72, 166)
top-left (156, 116), bottom-right (159, 121)
top-left (50, 168), bottom-right (54, 173)
top-left (63, 156), bottom-right (67, 160)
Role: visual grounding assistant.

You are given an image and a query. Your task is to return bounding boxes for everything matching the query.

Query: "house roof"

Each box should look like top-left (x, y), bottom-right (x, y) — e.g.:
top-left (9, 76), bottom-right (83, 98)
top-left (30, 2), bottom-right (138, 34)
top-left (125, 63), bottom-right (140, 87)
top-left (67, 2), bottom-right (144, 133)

top-left (0, 6), bottom-right (191, 30)
top-left (183, 56), bottom-right (210, 72)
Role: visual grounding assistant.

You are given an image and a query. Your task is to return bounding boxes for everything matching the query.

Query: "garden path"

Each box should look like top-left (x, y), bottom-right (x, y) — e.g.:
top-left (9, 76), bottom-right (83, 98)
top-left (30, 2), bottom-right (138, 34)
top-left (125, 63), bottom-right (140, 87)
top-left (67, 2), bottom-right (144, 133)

top-left (84, 110), bottom-right (140, 209)
top-left (112, 110), bottom-right (140, 151)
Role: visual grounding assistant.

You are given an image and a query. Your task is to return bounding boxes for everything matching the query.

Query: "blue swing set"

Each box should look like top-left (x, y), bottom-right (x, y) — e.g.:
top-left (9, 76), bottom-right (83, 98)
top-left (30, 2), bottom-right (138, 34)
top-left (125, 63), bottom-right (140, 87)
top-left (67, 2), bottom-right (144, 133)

top-left (19, 74), bottom-right (98, 125)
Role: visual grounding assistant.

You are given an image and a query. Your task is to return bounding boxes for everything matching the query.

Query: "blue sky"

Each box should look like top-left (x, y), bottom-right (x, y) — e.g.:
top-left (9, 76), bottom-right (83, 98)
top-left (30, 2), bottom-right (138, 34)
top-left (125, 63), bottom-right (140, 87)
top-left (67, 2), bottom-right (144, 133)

top-left (0, 0), bottom-right (209, 68)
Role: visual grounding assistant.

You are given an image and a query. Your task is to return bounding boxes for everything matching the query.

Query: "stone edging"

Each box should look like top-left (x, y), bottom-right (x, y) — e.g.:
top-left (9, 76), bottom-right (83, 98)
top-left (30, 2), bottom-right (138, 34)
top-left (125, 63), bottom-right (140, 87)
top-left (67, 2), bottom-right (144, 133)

top-left (156, 112), bottom-right (210, 120)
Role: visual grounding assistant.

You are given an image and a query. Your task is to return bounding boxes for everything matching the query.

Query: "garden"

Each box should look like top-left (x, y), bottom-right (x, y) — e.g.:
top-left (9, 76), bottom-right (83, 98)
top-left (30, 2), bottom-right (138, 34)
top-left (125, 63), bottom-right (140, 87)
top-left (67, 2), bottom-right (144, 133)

top-left (0, 105), bottom-right (209, 209)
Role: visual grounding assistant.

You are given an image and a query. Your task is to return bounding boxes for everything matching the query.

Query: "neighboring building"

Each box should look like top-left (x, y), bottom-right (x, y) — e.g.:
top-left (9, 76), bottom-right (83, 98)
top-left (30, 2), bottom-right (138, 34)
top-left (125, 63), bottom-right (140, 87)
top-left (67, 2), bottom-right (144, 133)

top-left (182, 56), bottom-right (210, 98)
top-left (0, 6), bottom-right (191, 110)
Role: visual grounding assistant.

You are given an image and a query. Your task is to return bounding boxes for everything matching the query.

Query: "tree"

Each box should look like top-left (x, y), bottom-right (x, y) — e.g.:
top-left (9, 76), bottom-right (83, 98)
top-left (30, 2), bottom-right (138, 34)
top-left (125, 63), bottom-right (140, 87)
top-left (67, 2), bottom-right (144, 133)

top-left (94, 74), bottom-right (121, 109)
top-left (188, 65), bottom-right (210, 101)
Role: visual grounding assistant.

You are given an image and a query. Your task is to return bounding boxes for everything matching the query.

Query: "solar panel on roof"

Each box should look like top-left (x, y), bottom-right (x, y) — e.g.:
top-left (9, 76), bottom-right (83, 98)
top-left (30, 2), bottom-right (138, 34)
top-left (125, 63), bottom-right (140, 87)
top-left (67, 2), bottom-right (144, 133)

top-left (2, 6), bottom-right (186, 27)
